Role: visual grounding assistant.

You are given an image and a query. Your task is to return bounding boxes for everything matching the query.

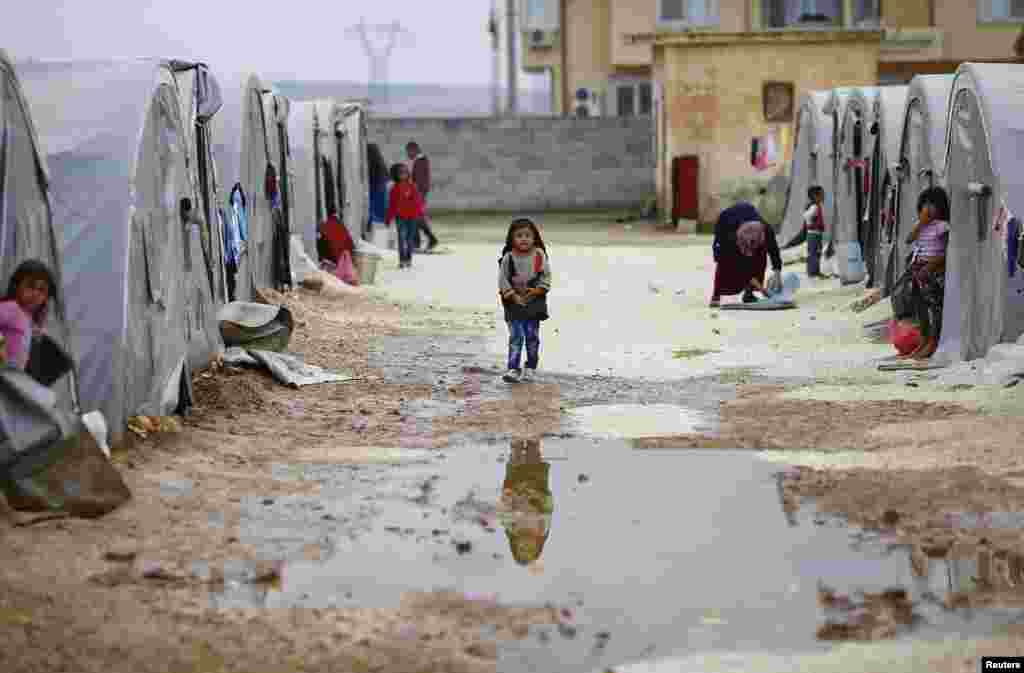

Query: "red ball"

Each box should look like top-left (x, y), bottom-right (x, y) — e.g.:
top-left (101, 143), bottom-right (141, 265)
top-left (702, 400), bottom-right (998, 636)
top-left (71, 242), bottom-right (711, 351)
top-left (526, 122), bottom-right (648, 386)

top-left (889, 320), bottom-right (922, 356)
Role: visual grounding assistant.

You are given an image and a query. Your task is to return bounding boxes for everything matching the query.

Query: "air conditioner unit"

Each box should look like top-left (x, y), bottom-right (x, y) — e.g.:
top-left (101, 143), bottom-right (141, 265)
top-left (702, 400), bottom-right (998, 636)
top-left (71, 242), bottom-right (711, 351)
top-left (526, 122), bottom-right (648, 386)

top-left (526, 29), bottom-right (558, 49)
top-left (573, 87), bottom-right (602, 118)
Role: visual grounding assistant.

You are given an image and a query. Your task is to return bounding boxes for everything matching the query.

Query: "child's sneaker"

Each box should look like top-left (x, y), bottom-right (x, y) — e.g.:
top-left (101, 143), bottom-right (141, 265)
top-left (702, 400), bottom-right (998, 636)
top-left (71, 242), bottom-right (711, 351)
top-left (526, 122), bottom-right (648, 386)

top-left (502, 369), bottom-right (522, 383)
top-left (520, 368), bottom-right (535, 383)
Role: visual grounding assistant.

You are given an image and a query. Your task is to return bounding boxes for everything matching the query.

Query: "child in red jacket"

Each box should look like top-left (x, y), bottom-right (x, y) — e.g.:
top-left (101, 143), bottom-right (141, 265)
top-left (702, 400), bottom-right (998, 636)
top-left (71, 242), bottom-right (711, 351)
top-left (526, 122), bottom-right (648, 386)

top-left (386, 163), bottom-right (426, 269)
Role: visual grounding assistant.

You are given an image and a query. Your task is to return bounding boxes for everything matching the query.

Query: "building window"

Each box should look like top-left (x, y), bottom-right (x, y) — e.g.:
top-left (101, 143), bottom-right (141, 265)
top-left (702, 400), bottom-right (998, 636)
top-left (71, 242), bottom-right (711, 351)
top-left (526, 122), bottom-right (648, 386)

top-left (521, 0), bottom-right (559, 30)
top-left (612, 80), bottom-right (653, 117)
top-left (761, 0), bottom-right (841, 28)
top-left (979, 0), bottom-right (1024, 22)
top-left (639, 83), bottom-right (653, 115)
top-left (852, 0), bottom-right (880, 25)
top-left (658, 0), bottom-right (720, 27)
top-left (617, 86), bottom-right (636, 117)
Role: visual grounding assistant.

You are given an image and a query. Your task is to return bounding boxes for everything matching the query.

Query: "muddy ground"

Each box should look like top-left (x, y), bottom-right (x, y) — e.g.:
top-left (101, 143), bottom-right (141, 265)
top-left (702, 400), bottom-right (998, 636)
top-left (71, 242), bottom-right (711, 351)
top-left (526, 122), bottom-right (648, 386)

top-left (3, 217), bottom-right (1024, 672)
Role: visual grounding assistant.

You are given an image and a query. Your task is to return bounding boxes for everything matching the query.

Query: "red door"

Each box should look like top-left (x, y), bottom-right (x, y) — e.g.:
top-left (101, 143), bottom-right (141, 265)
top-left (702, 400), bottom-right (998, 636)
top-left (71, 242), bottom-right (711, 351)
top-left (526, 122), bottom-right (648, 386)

top-left (672, 155), bottom-right (699, 222)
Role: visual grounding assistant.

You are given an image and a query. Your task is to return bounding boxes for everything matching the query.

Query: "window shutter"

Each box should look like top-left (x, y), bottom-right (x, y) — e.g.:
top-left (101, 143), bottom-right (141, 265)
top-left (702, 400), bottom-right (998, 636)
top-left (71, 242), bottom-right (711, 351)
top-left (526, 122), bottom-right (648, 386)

top-left (547, 0), bottom-right (560, 28)
top-left (617, 86), bottom-right (636, 117)
top-left (705, 0), bottom-right (721, 26)
top-left (660, 0), bottom-right (686, 22)
top-left (979, 0), bottom-right (998, 22)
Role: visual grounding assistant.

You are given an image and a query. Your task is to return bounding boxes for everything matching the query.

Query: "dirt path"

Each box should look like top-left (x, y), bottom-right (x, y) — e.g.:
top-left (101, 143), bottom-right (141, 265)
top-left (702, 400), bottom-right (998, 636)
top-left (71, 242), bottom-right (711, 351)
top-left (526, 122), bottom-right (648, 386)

top-left (4, 216), bottom-right (1024, 671)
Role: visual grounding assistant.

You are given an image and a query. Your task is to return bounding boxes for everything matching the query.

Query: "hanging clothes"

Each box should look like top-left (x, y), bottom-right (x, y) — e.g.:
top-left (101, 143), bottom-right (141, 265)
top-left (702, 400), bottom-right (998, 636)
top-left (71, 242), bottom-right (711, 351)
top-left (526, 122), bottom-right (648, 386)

top-left (272, 206), bottom-right (291, 291)
top-left (1008, 217), bottom-right (1020, 278)
top-left (230, 183), bottom-right (248, 241)
top-left (321, 158), bottom-right (336, 216)
top-left (222, 202), bottom-right (241, 267)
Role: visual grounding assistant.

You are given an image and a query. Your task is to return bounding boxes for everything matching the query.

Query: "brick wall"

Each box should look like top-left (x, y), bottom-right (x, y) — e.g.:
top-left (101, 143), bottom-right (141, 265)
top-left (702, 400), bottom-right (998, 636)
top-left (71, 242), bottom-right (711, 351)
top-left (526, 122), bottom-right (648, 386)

top-left (655, 31), bottom-right (880, 223)
top-left (366, 116), bottom-right (655, 212)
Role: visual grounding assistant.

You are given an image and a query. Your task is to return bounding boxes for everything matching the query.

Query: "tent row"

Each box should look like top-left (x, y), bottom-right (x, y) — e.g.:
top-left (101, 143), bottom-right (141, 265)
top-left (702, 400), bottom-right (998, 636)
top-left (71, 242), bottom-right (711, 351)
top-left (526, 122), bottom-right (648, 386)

top-left (780, 64), bottom-right (1024, 362)
top-left (1, 52), bottom-right (369, 445)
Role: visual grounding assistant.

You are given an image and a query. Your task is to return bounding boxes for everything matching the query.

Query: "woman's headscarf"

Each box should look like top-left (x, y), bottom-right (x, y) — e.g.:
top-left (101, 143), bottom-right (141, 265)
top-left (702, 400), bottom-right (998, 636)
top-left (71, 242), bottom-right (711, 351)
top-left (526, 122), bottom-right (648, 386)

top-left (737, 220), bottom-right (767, 257)
top-left (719, 203), bottom-right (767, 257)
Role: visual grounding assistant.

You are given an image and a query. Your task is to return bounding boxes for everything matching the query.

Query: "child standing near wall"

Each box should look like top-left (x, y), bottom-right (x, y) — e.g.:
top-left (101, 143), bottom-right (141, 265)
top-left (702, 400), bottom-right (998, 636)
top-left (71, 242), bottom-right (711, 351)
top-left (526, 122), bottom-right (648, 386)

top-left (498, 218), bottom-right (552, 383)
top-left (386, 163), bottom-right (427, 269)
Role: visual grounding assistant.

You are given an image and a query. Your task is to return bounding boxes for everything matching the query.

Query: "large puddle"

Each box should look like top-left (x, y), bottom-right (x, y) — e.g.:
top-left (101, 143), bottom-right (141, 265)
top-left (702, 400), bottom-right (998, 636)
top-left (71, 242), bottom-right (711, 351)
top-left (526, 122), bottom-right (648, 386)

top-left (213, 440), bottom-right (1024, 671)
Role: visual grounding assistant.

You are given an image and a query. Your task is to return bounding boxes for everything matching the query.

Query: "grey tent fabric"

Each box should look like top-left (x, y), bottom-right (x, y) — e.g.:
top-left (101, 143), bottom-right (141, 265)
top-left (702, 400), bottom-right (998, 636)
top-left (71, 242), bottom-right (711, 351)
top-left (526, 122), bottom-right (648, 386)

top-left (894, 75), bottom-right (954, 289)
top-left (225, 74), bottom-right (294, 301)
top-left (337, 102), bottom-right (369, 243)
top-left (833, 87), bottom-right (879, 284)
top-left (0, 51), bottom-right (78, 411)
top-left (938, 63), bottom-right (1024, 362)
top-left (865, 85), bottom-right (908, 295)
top-left (779, 91), bottom-right (834, 245)
top-left (18, 58), bottom-right (226, 445)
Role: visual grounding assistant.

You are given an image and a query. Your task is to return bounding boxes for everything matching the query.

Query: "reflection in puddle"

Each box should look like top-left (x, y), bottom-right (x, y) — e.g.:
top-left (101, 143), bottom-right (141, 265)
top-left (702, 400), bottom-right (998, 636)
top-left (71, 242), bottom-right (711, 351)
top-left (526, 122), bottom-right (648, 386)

top-left (498, 438), bottom-right (554, 567)
top-left (210, 439), bottom-right (1024, 672)
top-left (565, 404), bottom-right (716, 439)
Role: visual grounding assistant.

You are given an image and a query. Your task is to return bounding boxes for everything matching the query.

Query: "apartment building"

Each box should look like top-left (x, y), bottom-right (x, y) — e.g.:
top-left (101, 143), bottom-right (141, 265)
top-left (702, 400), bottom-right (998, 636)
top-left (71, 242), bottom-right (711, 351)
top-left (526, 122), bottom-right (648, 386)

top-left (521, 1), bottom-right (1024, 117)
top-left (520, 0), bottom-right (1024, 224)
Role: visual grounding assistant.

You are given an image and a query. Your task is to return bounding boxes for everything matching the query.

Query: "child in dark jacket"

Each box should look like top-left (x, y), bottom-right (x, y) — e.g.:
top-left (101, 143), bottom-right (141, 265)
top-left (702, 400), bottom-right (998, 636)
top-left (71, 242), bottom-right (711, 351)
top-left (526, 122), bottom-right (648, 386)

top-left (498, 218), bottom-right (552, 383)
top-left (385, 163), bottom-right (426, 269)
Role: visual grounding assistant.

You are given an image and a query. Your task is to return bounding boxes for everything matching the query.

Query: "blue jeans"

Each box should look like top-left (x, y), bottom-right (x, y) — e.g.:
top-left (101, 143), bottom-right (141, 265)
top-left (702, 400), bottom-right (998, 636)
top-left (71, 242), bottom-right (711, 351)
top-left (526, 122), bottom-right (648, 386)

top-left (396, 218), bottom-right (418, 264)
top-left (807, 232), bottom-right (823, 276)
top-left (507, 319), bottom-right (541, 371)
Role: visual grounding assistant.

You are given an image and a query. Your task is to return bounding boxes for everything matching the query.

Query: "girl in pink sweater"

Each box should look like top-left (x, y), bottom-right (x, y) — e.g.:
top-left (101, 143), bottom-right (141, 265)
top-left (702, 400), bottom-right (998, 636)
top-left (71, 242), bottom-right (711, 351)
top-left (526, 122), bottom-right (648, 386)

top-left (0, 259), bottom-right (55, 370)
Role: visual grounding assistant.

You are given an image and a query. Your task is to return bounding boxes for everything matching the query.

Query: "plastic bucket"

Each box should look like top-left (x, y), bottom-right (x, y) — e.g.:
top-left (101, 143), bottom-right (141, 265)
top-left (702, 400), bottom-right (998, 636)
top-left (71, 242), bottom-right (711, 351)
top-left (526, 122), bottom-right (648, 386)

top-left (353, 252), bottom-right (380, 285)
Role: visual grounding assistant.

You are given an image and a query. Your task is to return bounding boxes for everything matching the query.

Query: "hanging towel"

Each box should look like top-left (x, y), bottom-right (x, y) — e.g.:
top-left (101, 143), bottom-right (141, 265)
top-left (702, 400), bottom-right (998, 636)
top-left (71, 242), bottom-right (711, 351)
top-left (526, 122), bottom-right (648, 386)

top-left (222, 205), bottom-right (241, 266)
top-left (230, 184), bottom-right (248, 242)
top-left (1009, 217), bottom-right (1020, 278)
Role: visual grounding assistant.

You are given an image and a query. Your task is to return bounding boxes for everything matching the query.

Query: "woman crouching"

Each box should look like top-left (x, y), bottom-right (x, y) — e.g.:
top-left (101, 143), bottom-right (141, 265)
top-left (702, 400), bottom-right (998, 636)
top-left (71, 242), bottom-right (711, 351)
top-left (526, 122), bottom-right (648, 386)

top-left (709, 203), bottom-right (783, 308)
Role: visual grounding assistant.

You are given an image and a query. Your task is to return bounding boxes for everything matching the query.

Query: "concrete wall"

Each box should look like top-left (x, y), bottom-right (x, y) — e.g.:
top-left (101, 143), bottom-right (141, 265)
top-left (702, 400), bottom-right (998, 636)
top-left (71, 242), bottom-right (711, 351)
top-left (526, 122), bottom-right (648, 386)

top-left (655, 30), bottom-right (880, 224)
top-left (367, 116), bottom-right (655, 212)
top-left (937, 0), bottom-right (1022, 62)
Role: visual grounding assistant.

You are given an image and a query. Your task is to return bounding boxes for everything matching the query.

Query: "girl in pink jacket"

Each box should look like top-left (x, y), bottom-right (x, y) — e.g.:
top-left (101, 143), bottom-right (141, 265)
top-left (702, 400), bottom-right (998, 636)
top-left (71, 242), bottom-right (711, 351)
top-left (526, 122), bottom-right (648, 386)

top-left (0, 259), bottom-right (55, 370)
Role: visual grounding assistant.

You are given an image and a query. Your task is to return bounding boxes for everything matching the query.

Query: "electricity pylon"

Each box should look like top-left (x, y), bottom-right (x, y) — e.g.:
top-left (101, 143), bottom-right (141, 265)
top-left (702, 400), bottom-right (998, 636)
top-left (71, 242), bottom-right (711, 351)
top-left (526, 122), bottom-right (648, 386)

top-left (345, 18), bottom-right (414, 105)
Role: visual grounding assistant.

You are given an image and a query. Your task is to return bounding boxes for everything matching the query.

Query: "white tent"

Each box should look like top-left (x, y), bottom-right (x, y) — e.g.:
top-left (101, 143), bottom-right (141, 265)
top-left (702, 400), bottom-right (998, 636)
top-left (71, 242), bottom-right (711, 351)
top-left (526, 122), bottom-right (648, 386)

top-left (893, 75), bottom-right (954, 289)
top-left (863, 85), bottom-right (908, 294)
top-left (287, 99), bottom-right (370, 265)
top-left (778, 91), bottom-right (834, 246)
top-left (0, 51), bottom-right (77, 410)
top-left (18, 58), bottom-right (226, 444)
top-left (832, 87), bottom-right (879, 284)
top-left (938, 63), bottom-right (1024, 362)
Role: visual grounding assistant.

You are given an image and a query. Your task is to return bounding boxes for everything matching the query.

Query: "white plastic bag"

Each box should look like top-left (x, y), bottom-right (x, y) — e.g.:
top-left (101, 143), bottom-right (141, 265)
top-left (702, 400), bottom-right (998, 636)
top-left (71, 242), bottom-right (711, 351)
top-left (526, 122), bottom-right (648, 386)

top-left (289, 234), bottom-right (319, 286)
top-left (836, 242), bottom-right (867, 284)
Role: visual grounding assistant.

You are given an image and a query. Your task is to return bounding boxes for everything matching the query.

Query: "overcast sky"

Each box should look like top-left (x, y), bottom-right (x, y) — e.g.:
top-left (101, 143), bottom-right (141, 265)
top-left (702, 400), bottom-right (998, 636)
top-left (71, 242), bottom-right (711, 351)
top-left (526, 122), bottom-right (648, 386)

top-left (2, 0), bottom-right (538, 88)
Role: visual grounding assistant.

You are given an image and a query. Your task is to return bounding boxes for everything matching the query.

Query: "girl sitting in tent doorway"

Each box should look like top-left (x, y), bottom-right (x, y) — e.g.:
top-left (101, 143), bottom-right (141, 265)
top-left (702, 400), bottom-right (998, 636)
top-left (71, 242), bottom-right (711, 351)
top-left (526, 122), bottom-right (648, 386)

top-left (903, 186), bottom-right (950, 360)
top-left (0, 260), bottom-right (54, 370)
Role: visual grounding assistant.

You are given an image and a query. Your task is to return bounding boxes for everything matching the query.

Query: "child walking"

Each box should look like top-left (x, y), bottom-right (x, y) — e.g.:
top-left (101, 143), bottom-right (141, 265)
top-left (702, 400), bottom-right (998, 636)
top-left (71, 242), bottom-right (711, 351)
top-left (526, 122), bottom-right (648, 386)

top-left (0, 259), bottom-right (55, 370)
top-left (385, 163), bottom-right (426, 269)
top-left (498, 218), bottom-right (551, 383)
